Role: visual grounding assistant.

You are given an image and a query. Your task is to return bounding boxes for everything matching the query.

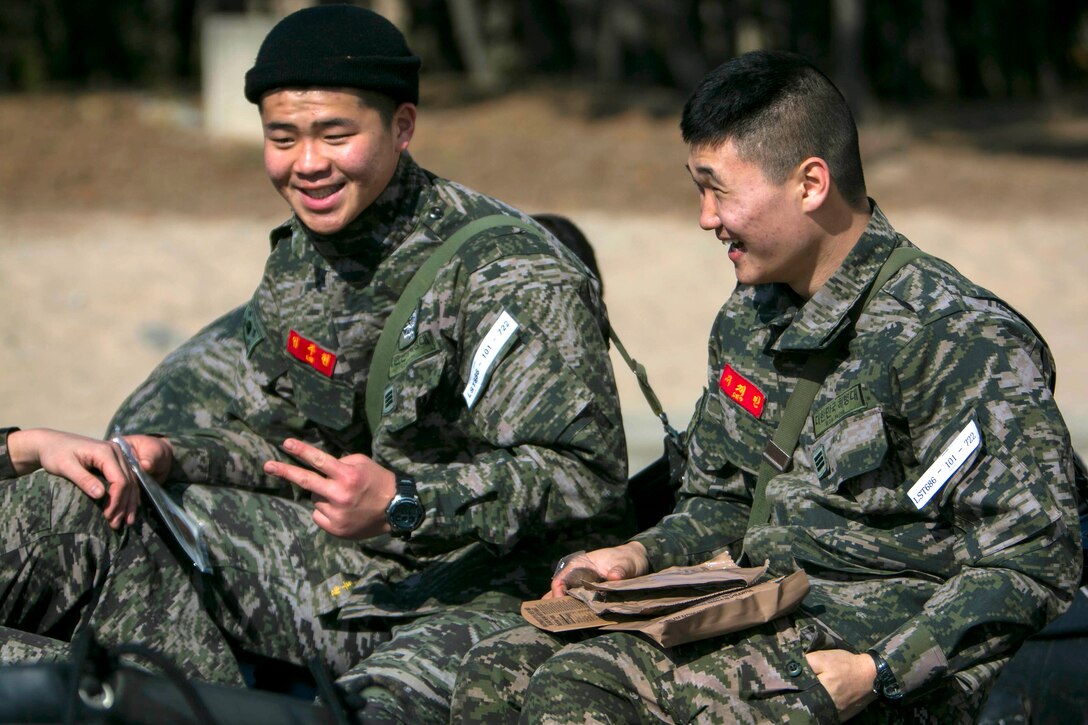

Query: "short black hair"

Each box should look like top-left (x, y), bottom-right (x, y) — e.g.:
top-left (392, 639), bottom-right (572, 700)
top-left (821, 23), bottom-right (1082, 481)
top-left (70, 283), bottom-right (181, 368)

top-left (681, 50), bottom-right (866, 207)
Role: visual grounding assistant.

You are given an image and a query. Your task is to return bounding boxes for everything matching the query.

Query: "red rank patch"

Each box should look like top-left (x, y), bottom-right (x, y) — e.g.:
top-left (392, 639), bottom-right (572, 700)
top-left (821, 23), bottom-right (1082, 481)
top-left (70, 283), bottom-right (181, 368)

top-left (287, 329), bottom-right (337, 377)
top-left (718, 364), bottom-right (766, 418)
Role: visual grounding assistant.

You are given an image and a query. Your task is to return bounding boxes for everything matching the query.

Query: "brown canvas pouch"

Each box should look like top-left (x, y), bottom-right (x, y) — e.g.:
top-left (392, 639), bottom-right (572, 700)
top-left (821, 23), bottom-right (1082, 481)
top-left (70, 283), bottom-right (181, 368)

top-left (521, 557), bottom-right (810, 648)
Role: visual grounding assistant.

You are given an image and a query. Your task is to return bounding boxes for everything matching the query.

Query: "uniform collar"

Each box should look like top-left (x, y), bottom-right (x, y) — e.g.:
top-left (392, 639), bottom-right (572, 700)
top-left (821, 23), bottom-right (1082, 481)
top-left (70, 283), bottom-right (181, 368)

top-left (767, 200), bottom-right (900, 354)
top-left (282, 153), bottom-right (431, 260)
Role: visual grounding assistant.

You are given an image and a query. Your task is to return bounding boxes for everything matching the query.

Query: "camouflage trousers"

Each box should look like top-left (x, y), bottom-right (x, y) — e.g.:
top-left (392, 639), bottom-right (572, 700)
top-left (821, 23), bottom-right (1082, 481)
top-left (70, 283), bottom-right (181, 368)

top-left (0, 471), bottom-right (244, 684)
top-left (0, 474), bottom-right (526, 722)
top-left (178, 484), bottom-right (528, 724)
top-left (451, 619), bottom-right (984, 724)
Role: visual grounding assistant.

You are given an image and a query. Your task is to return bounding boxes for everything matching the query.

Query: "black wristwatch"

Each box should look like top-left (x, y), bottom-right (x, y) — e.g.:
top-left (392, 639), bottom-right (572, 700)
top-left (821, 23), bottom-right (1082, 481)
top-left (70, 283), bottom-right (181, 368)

top-left (867, 651), bottom-right (903, 700)
top-left (385, 474), bottom-right (424, 539)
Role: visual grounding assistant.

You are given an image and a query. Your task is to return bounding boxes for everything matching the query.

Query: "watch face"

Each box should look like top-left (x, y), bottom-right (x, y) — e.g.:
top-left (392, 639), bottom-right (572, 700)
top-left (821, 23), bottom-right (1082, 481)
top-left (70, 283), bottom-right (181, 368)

top-left (388, 497), bottom-right (424, 532)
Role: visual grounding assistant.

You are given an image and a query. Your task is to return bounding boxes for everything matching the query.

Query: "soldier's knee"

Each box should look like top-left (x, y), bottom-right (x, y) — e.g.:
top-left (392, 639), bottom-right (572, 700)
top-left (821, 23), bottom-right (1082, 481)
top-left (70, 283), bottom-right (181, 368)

top-left (338, 680), bottom-right (445, 725)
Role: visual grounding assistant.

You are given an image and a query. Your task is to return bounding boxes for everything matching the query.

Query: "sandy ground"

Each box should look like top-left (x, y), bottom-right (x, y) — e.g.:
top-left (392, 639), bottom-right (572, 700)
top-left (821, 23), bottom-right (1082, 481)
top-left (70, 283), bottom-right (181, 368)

top-left (1, 87), bottom-right (1086, 470)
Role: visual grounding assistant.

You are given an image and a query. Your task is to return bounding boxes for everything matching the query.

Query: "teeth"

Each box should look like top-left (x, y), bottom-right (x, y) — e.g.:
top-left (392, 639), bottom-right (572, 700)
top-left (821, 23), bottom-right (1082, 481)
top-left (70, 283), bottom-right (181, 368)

top-left (304, 186), bottom-right (340, 199)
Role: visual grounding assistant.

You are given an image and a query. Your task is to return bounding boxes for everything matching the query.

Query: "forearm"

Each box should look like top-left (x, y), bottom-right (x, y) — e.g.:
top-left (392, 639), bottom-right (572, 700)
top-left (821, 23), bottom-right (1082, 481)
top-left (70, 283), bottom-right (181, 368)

top-left (873, 532), bottom-right (1079, 695)
top-left (631, 494), bottom-right (750, 570)
top-left (632, 408), bottom-right (753, 570)
top-left (406, 436), bottom-right (628, 553)
top-left (163, 427), bottom-right (299, 494)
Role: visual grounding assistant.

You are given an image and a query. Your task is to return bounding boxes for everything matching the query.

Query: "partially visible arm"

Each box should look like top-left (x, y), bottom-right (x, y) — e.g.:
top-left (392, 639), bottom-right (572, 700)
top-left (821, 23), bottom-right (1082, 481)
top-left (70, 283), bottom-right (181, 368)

top-left (1, 427), bottom-right (145, 529)
top-left (868, 312), bottom-right (1081, 697)
top-left (108, 304), bottom-right (307, 494)
top-left (0, 426), bottom-right (20, 480)
top-left (383, 251), bottom-right (629, 553)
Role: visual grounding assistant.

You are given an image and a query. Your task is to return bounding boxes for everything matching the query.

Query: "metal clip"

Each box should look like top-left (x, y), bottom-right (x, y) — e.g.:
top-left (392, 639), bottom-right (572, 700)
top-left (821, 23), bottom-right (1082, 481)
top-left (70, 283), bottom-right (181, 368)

top-left (762, 441), bottom-right (792, 473)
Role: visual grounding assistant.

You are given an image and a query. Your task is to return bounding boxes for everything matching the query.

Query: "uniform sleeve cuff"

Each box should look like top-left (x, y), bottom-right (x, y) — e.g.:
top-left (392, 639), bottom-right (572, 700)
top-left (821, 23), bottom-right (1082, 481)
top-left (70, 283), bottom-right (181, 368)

top-left (0, 426), bottom-right (21, 480)
top-left (872, 621), bottom-right (949, 695)
top-left (630, 527), bottom-right (694, 571)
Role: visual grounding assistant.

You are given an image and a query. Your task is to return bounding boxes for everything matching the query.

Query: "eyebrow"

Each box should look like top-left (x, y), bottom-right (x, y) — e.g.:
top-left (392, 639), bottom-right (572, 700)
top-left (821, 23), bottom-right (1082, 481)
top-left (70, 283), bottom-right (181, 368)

top-left (686, 163), bottom-right (721, 185)
top-left (264, 117), bottom-right (358, 133)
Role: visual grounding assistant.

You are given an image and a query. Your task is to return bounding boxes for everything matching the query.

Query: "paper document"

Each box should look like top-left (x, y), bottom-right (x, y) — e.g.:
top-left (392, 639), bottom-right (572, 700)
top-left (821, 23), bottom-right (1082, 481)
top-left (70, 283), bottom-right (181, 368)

top-left (111, 433), bottom-right (212, 574)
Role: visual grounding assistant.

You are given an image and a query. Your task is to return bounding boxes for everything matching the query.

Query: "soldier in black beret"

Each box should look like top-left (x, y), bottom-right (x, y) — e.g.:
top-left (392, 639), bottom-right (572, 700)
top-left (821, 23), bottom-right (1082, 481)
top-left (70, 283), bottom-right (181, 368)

top-left (0, 4), bottom-right (629, 724)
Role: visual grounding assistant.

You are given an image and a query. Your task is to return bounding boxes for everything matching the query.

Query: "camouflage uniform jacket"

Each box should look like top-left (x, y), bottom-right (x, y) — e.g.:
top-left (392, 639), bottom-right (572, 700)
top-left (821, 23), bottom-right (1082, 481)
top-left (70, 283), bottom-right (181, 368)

top-left (118, 154), bottom-right (629, 618)
top-left (631, 203), bottom-right (1081, 702)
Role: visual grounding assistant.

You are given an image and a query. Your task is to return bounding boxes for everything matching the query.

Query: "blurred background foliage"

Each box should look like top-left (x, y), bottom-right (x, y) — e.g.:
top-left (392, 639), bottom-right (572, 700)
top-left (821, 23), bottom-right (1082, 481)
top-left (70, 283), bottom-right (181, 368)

top-left (1, 0), bottom-right (1086, 114)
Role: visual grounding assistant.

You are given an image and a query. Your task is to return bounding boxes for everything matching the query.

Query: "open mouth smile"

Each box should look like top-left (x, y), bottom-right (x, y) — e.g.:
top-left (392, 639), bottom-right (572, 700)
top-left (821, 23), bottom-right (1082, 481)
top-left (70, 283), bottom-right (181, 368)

top-left (299, 183), bottom-right (345, 200)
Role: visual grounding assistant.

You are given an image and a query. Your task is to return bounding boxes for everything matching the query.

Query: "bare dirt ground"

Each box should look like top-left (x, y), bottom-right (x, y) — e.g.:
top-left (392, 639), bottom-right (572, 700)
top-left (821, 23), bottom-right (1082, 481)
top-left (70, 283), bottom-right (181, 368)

top-left (1, 82), bottom-right (1086, 468)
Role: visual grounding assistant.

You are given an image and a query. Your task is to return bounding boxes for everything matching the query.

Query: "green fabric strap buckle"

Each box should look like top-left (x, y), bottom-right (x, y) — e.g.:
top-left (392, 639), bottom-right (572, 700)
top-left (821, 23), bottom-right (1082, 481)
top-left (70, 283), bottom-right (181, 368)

top-left (745, 247), bottom-right (927, 530)
top-left (365, 214), bottom-right (538, 435)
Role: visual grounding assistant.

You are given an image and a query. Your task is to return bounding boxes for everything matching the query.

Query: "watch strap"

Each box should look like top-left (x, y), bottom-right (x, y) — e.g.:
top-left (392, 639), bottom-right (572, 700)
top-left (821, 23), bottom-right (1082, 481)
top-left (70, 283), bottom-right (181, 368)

top-left (395, 474), bottom-right (418, 498)
top-left (867, 650), bottom-right (903, 700)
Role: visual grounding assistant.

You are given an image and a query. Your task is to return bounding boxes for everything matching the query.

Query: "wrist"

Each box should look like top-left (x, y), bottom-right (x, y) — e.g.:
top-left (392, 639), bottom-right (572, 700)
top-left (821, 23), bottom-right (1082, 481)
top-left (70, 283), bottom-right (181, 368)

top-left (867, 650), bottom-right (904, 701)
top-left (620, 540), bottom-right (651, 576)
top-left (385, 471), bottom-right (424, 539)
top-left (6, 428), bottom-right (44, 476)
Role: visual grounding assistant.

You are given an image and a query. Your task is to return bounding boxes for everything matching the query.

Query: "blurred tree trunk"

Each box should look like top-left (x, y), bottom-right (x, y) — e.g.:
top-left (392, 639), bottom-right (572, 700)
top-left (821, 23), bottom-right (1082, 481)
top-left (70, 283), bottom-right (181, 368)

top-left (920, 0), bottom-right (955, 97)
top-left (447, 0), bottom-right (497, 90)
top-left (372, 0), bottom-right (410, 30)
top-left (831, 0), bottom-right (868, 119)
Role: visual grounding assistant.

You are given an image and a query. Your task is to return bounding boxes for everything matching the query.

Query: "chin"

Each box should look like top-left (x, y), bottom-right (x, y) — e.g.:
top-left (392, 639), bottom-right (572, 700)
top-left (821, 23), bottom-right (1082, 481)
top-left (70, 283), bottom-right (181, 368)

top-left (298, 214), bottom-right (347, 235)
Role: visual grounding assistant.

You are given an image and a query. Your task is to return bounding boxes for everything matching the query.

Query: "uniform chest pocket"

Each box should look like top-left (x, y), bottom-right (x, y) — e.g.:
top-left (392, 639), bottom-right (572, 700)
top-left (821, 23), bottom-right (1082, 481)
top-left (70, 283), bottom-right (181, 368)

top-left (809, 406), bottom-right (889, 493)
top-left (227, 326), bottom-right (291, 425)
top-left (292, 365), bottom-right (356, 431)
top-left (380, 334), bottom-right (449, 434)
top-left (688, 387), bottom-right (771, 478)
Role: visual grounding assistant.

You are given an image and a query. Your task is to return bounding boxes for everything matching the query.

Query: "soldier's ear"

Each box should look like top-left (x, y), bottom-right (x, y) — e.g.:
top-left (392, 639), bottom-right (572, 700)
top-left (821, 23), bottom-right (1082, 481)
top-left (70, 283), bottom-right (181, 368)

top-left (392, 103), bottom-right (416, 151)
top-left (797, 156), bottom-right (831, 213)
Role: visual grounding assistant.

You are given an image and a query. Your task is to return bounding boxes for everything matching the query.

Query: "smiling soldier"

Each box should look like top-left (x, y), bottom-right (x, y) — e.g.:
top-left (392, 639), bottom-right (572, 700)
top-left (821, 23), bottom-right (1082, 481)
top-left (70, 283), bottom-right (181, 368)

top-left (0, 5), bottom-right (629, 722)
top-left (450, 50), bottom-right (1081, 724)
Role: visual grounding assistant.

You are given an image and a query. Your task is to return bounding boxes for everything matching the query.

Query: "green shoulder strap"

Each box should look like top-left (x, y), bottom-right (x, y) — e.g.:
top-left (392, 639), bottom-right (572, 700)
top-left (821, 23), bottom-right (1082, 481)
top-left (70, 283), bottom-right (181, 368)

top-left (365, 214), bottom-right (538, 434)
top-left (608, 328), bottom-right (679, 440)
top-left (745, 247), bottom-right (927, 530)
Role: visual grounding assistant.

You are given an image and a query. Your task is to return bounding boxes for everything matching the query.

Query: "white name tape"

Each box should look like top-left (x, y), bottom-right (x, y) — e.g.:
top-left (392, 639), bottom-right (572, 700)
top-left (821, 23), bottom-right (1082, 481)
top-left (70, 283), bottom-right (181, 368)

top-left (463, 310), bottom-right (520, 409)
top-left (907, 420), bottom-right (981, 509)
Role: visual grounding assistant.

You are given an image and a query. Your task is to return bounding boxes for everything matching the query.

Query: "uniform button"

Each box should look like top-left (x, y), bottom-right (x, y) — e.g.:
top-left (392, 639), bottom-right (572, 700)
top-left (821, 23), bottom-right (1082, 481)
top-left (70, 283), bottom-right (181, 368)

top-left (786, 661), bottom-right (803, 677)
top-left (428, 206), bottom-right (443, 220)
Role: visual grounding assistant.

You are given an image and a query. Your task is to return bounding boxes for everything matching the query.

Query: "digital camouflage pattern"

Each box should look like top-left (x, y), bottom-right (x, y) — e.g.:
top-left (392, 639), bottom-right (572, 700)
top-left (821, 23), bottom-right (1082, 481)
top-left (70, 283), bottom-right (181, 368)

top-left (112, 153), bottom-right (630, 616)
top-left (0, 473), bottom-right (244, 684)
top-left (335, 606), bottom-right (525, 723)
top-left (0, 626), bottom-right (69, 663)
top-left (0, 154), bottom-right (630, 718)
top-left (451, 203), bottom-right (1081, 723)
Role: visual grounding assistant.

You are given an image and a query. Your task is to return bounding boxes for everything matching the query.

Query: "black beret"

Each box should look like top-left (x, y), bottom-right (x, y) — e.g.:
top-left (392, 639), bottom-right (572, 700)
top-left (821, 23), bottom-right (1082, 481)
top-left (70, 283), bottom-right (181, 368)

top-left (244, 4), bottom-right (421, 105)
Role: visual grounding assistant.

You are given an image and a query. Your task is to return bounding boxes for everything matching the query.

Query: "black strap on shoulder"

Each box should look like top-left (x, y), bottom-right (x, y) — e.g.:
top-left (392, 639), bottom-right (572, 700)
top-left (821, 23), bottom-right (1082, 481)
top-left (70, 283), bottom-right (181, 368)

top-left (745, 247), bottom-right (927, 530)
top-left (365, 214), bottom-right (538, 434)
